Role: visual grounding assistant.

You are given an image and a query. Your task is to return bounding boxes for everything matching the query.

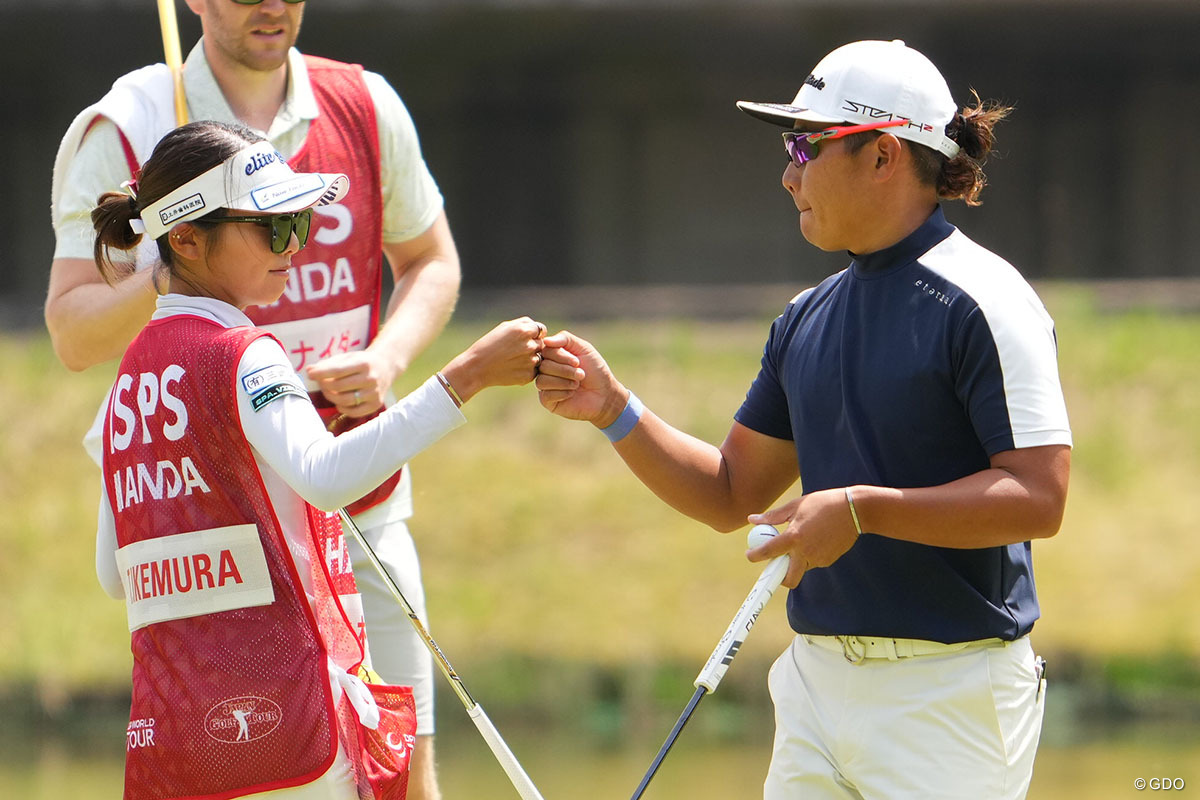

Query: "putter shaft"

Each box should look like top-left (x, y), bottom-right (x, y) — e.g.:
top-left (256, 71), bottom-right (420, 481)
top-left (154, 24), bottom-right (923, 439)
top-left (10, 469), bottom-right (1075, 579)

top-left (629, 686), bottom-right (707, 800)
top-left (627, 554), bottom-right (789, 799)
top-left (338, 509), bottom-right (545, 800)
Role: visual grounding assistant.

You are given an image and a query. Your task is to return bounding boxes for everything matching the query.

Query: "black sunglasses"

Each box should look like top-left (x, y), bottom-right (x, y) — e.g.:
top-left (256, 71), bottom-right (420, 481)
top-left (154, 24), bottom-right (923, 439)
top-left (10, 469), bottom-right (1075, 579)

top-left (207, 209), bottom-right (313, 254)
top-left (231, 0), bottom-right (305, 5)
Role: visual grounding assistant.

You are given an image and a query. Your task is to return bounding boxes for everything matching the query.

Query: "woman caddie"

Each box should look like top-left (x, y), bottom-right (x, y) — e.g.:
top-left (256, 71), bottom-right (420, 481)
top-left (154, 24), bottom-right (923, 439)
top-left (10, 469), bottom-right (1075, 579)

top-left (91, 120), bottom-right (561, 800)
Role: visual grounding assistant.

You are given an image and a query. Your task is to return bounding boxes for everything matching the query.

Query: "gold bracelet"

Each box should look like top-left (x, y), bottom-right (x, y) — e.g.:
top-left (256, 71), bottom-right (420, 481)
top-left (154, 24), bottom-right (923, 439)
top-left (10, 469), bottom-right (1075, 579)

top-left (436, 371), bottom-right (464, 408)
top-left (844, 486), bottom-right (863, 537)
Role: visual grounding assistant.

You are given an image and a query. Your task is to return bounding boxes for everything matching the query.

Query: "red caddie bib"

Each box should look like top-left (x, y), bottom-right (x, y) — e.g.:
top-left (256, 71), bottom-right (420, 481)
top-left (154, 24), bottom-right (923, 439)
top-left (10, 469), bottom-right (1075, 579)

top-left (245, 56), bottom-right (398, 516)
top-left (102, 316), bottom-right (414, 800)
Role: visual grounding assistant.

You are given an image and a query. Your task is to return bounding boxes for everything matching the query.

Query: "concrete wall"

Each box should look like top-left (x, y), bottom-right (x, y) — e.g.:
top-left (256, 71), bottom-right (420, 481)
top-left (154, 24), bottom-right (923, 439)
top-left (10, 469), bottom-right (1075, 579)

top-left (3, 1), bottom-right (1198, 324)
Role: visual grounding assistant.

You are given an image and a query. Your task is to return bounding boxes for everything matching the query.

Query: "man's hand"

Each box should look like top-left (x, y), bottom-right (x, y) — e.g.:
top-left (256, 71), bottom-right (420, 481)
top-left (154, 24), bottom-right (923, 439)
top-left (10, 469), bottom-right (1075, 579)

top-left (535, 331), bottom-right (625, 428)
top-left (440, 317), bottom-right (558, 403)
top-left (745, 489), bottom-right (861, 588)
top-left (306, 348), bottom-right (398, 418)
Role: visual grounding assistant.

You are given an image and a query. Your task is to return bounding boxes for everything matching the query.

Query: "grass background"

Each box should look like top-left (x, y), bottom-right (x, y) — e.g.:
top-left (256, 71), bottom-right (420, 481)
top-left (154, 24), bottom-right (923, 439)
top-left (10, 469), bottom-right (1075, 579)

top-left (2, 281), bottom-right (1199, 731)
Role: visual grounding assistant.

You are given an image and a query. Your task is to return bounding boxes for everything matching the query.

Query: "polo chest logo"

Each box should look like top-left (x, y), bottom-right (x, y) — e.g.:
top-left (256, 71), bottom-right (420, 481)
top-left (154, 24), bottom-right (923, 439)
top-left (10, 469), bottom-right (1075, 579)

top-left (914, 279), bottom-right (952, 307)
top-left (205, 696), bottom-right (283, 743)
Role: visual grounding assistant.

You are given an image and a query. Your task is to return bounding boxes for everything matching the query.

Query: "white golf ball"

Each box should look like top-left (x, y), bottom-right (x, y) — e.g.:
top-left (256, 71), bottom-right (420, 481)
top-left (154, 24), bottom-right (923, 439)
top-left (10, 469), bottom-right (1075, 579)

top-left (747, 524), bottom-right (778, 549)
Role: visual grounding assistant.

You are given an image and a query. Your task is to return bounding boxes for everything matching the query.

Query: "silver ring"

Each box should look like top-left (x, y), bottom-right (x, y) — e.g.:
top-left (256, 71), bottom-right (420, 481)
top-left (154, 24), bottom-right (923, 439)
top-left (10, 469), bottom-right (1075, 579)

top-left (534, 352), bottom-right (543, 367)
top-left (353, 390), bottom-right (361, 405)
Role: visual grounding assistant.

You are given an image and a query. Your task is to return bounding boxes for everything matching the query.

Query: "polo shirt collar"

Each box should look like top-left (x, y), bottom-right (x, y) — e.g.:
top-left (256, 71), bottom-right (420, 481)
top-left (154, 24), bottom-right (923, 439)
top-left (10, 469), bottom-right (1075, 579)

top-left (153, 294), bottom-right (254, 329)
top-left (182, 39), bottom-right (318, 140)
top-left (850, 206), bottom-right (956, 276)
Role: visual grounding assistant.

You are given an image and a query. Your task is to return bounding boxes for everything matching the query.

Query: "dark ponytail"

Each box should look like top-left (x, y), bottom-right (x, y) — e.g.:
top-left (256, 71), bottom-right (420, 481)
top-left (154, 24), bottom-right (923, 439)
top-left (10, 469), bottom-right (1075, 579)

top-left (90, 120), bottom-right (264, 286)
top-left (92, 192), bottom-right (144, 285)
top-left (916, 89), bottom-right (1013, 206)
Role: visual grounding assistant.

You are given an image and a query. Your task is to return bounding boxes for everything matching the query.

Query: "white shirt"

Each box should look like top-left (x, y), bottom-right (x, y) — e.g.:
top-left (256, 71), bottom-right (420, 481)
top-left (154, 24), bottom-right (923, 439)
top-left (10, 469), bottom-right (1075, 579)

top-left (95, 294), bottom-right (465, 599)
top-left (53, 40), bottom-right (443, 260)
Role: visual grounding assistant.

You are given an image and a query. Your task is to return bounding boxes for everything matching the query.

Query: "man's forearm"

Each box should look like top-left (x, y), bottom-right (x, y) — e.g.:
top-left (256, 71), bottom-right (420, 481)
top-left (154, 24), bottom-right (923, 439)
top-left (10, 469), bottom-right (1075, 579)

top-left (611, 410), bottom-right (799, 533)
top-left (45, 262), bottom-right (157, 370)
top-left (370, 255), bottom-right (460, 375)
top-left (852, 445), bottom-right (1071, 548)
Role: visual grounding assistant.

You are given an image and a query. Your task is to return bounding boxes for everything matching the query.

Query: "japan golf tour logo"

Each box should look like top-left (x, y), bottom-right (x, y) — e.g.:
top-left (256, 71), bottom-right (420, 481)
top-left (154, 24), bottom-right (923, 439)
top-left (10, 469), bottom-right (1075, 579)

top-left (205, 696), bottom-right (283, 743)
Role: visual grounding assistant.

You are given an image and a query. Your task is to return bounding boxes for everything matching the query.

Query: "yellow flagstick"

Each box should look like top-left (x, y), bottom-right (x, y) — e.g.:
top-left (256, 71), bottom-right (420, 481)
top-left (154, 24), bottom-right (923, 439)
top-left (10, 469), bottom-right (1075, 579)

top-left (156, 0), bottom-right (188, 126)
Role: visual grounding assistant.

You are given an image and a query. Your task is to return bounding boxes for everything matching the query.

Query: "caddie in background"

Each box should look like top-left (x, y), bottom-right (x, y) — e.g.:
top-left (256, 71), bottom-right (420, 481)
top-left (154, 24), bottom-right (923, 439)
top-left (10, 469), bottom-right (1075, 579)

top-left (47, 2), bottom-right (459, 796)
top-left (537, 39), bottom-right (1071, 798)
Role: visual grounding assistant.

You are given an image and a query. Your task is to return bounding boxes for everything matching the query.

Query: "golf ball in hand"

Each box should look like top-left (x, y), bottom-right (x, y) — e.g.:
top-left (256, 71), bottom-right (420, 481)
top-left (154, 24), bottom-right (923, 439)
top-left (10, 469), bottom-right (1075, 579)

top-left (747, 524), bottom-right (778, 549)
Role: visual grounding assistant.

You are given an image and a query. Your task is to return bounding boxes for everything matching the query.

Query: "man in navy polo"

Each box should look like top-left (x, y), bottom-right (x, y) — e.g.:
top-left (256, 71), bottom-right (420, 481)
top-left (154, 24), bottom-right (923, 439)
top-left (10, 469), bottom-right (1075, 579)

top-left (536, 39), bottom-right (1070, 798)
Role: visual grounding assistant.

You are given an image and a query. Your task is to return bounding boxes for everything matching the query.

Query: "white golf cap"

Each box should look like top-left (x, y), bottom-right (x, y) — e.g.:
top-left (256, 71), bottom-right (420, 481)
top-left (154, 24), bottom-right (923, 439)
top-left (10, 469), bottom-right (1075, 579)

top-left (134, 140), bottom-right (349, 240)
top-left (736, 39), bottom-right (961, 158)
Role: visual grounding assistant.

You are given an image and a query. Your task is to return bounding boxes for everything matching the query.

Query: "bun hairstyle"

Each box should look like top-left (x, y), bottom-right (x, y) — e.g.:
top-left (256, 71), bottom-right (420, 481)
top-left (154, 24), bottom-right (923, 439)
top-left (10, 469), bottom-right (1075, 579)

top-left (91, 120), bottom-right (265, 286)
top-left (843, 88), bottom-right (1012, 206)
top-left (919, 89), bottom-right (1013, 206)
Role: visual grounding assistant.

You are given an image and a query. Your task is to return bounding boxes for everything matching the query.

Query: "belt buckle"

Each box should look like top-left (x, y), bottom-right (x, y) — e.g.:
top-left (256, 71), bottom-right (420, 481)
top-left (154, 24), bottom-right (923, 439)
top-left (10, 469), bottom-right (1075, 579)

top-left (838, 635), bottom-right (867, 664)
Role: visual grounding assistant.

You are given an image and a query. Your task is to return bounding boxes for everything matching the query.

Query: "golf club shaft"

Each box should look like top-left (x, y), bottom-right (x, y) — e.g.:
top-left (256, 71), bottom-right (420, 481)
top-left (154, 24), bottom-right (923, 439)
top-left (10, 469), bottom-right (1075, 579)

top-left (629, 686), bottom-right (706, 800)
top-left (628, 553), bottom-right (790, 799)
top-left (338, 509), bottom-right (546, 800)
top-left (155, 0), bottom-right (188, 126)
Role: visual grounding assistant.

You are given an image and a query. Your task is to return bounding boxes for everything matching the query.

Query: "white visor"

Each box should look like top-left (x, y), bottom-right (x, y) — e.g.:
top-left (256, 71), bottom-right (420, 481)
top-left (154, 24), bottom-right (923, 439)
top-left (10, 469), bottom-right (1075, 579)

top-left (135, 141), bottom-right (349, 240)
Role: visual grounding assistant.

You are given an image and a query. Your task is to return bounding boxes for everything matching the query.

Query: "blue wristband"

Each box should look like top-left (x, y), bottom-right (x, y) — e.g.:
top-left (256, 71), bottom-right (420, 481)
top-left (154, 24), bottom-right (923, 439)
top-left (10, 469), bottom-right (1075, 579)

top-left (600, 391), bottom-right (644, 443)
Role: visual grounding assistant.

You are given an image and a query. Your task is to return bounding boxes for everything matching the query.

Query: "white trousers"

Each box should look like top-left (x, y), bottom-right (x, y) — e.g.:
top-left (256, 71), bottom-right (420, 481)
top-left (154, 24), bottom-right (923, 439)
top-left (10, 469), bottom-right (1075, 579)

top-left (245, 742), bottom-right (357, 799)
top-left (764, 634), bottom-right (1046, 800)
top-left (343, 517), bottom-right (436, 735)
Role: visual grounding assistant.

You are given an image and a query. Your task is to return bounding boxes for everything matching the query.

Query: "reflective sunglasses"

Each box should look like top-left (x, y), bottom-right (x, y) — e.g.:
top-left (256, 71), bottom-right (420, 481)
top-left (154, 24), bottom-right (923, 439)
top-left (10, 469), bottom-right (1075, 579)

top-left (782, 118), bottom-right (911, 167)
top-left (206, 208), bottom-right (314, 254)
top-left (231, 0), bottom-right (305, 5)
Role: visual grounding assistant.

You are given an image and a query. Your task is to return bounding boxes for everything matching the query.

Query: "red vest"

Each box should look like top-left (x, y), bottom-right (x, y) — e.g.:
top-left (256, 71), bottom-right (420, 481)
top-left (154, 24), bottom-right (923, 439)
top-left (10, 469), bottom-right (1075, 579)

top-left (245, 56), bottom-right (401, 516)
top-left (246, 57), bottom-right (384, 350)
top-left (103, 316), bottom-right (413, 800)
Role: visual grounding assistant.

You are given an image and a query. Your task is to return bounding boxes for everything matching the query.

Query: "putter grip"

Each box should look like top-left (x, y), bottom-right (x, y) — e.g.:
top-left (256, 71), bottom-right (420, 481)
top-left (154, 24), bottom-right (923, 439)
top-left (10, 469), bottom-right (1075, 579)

top-left (468, 704), bottom-right (546, 800)
top-left (694, 554), bottom-right (790, 693)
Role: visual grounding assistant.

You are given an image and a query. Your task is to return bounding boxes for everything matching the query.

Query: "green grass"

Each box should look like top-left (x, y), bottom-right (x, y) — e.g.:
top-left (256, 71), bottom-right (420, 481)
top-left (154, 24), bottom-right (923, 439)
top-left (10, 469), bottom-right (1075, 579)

top-left (1033, 284), bottom-right (1200, 658)
top-left (2, 282), bottom-right (1200, 702)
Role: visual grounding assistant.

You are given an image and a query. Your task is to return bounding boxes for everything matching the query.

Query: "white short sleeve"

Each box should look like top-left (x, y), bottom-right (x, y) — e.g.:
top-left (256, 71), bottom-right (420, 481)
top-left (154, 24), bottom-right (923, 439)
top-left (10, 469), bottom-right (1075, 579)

top-left (364, 70), bottom-right (444, 243)
top-left (54, 119), bottom-right (139, 261)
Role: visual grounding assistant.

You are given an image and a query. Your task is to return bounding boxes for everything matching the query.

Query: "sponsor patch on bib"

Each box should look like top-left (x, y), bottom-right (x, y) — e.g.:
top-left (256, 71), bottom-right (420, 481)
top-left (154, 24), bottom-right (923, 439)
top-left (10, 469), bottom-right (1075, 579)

top-left (240, 364), bottom-right (306, 412)
top-left (259, 306), bottom-right (371, 388)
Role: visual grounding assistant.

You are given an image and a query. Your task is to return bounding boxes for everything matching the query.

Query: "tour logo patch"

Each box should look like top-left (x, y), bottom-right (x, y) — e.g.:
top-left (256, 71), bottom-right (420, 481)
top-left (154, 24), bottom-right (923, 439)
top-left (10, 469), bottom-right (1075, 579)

top-left (205, 696), bottom-right (283, 743)
top-left (241, 364), bottom-right (306, 412)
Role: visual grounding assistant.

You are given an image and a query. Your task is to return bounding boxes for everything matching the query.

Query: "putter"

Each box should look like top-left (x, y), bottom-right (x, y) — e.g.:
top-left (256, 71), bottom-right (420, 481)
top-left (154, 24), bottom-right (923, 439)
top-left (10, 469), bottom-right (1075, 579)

top-left (629, 544), bottom-right (790, 800)
top-left (339, 509), bottom-right (546, 800)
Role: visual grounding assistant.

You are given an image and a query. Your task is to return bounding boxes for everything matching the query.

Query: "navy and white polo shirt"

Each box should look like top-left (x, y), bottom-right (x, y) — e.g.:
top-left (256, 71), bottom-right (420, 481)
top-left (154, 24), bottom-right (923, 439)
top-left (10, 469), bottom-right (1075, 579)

top-left (735, 206), bottom-right (1071, 643)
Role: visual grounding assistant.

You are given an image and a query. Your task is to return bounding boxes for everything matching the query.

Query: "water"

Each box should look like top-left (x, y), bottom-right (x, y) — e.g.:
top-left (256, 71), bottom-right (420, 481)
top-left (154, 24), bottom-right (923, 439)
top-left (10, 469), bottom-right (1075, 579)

top-left (439, 727), bottom-right (1200, 799)
top-left (3, 721), bottom-right (1196, 799)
